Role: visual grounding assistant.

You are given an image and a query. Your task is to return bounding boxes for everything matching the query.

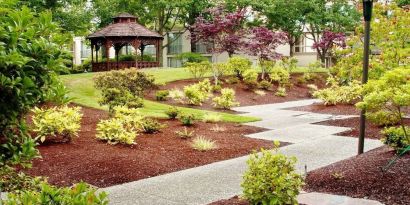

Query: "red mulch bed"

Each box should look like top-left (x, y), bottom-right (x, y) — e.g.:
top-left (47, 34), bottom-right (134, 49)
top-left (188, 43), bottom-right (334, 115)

top-left (208, 196), bottom-right (249, 205)
top-left (146, 73), bottom-right (327, 112)
top-left (305, 146), bottom-right (410, 205)
top-left (25, 106), bottom-right (284, 188)
top-left (315, 117), bottom-right (410, 140)
top-left (289, 103), bottom-right (360, 115)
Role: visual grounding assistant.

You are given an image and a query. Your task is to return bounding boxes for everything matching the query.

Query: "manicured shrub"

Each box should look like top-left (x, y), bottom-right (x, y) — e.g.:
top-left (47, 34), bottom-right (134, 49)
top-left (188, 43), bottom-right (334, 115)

top-left (191, 136), bottom-right (216, 151)
top-left (156, 90), bottom-right (170, 101)
top-left (118, 54), bottom-right (136, 61)
top-left (31, 106), bottom-right (83, 143)
top-left (225, 76), bottom-right (240, 84)
top-left (96, 118), bottom-right (137, 145)
top-left (2, 182), bottom-right (108, 205)
top-left (179, 113), bottom-right (196, 126)
top-left (279, 57), bottom-right (298, 72)
top-left (212, 84), bottom-right (222, 93)
top-left (241, 142), bottom-right (304, 205)
top-left (0, 166), bottom-right (43, 192)
top-left (165, 106), bottom-right (180, 120)
top-left (169, 89), bottom-right (185, 103)
top-left (184, 61), bottom-right (211, 79)
top-left (313, 78), bottom-right (362, 105)
top-left (175, 127), bottom-right (195, 139)
top-left (202, 113), bottom-right (222, 123)
top-left (227, 56), bottom-right (252, 78)
top-left (183, 83), bottom-right (211, 106)
top-left (212, 88), bottom-right (240, 109)
top-left (270, 67), bottom-right (290, 86)
top-left (258, 80), bottom-right (272, 90)
top-left (141, 118), bottom-right (165, 134)
top-left (94, 69), bottom-right (155, 112)
top-left (382, 126), bottom-right (410, 151)
top-left (178, 52), bottom-right (208, 64)
top-left (196, 79), bottom-right (213, 94)
top-left (243, 69), bottom-right (259, 90)
top-left (275, 87), bottom-right (287, 97)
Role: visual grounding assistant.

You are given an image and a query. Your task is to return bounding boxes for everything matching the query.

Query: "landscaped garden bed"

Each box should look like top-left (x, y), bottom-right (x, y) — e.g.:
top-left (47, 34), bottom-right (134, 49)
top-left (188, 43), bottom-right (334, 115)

top-left (146, 73), bottom-right (327, 112)
top-left (24, 105), bottom-right (284, 188)
top-left (289, 103), bottom-right (360, 115)
top-left (305, 146), bottom-right (410, 205)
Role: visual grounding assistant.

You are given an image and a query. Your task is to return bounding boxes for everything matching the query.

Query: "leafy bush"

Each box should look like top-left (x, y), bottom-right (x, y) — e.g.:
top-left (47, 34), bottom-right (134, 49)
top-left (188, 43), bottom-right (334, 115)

top-left (165, 106), bottom-right (180, 120)
top-left (279, 57), bottom-right (298, 72)
top-left (169, 89), bottom-right (185, 103)
top-left (96, 118), bottom-right (138, 145)
top-left (196, 79), bottom-right (213, 94)
top-left (212, 84), bottom-right (222, 93)
top-left (227, 56), bottom-right (252, 78)
top-left (43, 75), bottom-right (73, 105)
top-left (118, 54), bottom-right (136, 61)
top-left (212, 88), bottom-right (240, 109)
top-left (211, 63), bottom-right (232, 85)
top-left (241, 142), bottom-right (304, 205)
top-left (202, 113), bottom-right (222, 123)
top-left (382, 126), bottom-right (410, 151)
top-left (179, 113), bottom-right (196, 126)
top-left (156, 90), bottom-right (170, 101)
top-left (113, 106), bottom-right (145, 129)
top-left (31, 106), bottom-right (82, 143)
top-left (243, 69), bottom-right (259, 90)
top-left (183, 83), bottom-right (211, 106)
top-left (225, 76), bottom-right (240, 84)
top-left (270, 67), bottom-right (290, 86)
top-left (94, 69), bottom-right (155, 112)
top-left (254, 90), bottom-right (266, 96)
top-left (0, 166), bottom-right (43, 192)
top-left (0, 6), bottom-right (68, 167)
top-left (313, 78), bottom-right (362, 105)
top-left (178, 52), bottom-right (208, 64)
top-left (141, 118), bottom-right (165, 134)
top-left (367, 111), bottom-right (402, 127)
top-left (2, 182), bottom-right (108, 205)
top-left (184, 61), bottom-right (211, 79)
top-left (275, 87), bottom-right (287, 97)
top-left (259, 80), bottom-right (272, 90)
top-left (191, 136), bottom-right (216, 151)
top-left (175, 127), bottom-right (195, 139)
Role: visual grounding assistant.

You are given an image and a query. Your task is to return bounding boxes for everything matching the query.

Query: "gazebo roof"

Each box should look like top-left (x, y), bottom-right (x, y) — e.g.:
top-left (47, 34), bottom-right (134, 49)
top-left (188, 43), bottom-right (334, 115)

top-left (88, 13), bottom-right (162, 39)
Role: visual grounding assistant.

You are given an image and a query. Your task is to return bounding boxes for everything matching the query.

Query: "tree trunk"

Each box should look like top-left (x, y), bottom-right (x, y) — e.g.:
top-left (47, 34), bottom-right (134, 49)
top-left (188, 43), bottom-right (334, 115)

top-left (289, 40), bottom-right (295, 57)
top-left (190, 30), bottom-right (197, 53)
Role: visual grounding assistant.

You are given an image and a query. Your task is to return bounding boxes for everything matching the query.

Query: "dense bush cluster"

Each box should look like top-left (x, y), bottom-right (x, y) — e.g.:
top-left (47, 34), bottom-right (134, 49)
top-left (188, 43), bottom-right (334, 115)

top-left (382, 127), bottom-right (409, 151)
top-left (241, 142), bottom-right (303, 204)
top-left (313, 77), bottom-right (362, 105)
top-left (94, 69), bottom-right (155, 112)
top-left (227, 56), bottom-right (252, 78)
top-left (184, 61), bottom-right (211, 79)
top-left (212, 88), bottom-right (240, 109)
top-left (31, 106), bottom-right (83, 143)
top-left (183, 79), bottom-right (213, 105)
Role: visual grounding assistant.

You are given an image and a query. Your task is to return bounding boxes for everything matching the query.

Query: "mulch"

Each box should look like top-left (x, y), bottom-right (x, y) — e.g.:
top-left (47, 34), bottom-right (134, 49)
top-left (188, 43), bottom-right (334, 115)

top-left (24, 106), bottom-right (285, 188)
top-left (289, 103), bottom-right (360, 115)
top-left (305, 146), bottom-right (410, 205)
top-left (316, 117), bottom-right (410, 139)
top-left (208, 196), bottom-right (249, 205)
top-left (146, 73), bottom-right (327, 112)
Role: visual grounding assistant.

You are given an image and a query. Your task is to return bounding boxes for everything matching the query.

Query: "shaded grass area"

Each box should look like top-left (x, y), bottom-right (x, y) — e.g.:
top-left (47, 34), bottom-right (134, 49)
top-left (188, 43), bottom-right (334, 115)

top-left (60, 68), bottom-right (259, 123)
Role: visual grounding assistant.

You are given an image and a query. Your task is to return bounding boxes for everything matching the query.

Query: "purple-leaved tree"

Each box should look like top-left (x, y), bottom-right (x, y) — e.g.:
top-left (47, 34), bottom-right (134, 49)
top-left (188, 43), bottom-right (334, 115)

top-left (312, 30), bottom-right (346, 67)
top-left (190, 6), bottom-right (246, 57)
top-left (243, 27), bottom-right (288, 79)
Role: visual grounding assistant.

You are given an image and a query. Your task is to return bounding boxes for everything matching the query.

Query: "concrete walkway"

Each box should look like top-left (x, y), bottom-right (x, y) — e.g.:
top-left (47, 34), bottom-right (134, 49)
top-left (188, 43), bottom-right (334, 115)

top-left (102, 99), bottom-right (383, 205)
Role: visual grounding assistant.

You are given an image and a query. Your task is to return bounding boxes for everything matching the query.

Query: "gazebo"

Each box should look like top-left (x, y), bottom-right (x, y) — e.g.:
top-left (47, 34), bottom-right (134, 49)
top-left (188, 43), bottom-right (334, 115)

top-left (87, 13), bottom-right (163, 72)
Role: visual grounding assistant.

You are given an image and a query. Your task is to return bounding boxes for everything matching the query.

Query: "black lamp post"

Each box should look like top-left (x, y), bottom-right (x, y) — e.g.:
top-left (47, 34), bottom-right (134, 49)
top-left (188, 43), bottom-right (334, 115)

top-left (358, 0), bottom-right (373, 155)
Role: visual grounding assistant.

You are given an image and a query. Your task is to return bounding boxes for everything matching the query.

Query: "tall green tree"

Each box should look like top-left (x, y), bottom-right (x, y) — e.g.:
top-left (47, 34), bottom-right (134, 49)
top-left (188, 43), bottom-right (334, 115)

top-left (252, 0), bottom-right (309, 57)
top-left (304, 0), bottom-right (360, 63)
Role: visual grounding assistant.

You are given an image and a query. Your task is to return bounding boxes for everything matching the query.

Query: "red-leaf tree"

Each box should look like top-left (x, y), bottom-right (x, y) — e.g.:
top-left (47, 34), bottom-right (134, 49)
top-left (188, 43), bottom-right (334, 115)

top-left (243, 27), bottom-right (288, 78)
top-left (190, 6), bottom-right (246, 56)
top-left (312, 30), bottom-right (346, 66)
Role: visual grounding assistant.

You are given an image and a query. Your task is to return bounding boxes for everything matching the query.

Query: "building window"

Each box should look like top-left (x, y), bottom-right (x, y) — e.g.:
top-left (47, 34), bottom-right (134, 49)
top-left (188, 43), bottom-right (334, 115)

top-left (294, 36), bottom-right (305, 53)
top-left (167, 33), bottom-right (182, 55)
top-left (194, 41), bottom-right (212, 54)
top-left (81, 41), bottom-right (91, 58)
top-left (167, 57), bottom-right (182, 68)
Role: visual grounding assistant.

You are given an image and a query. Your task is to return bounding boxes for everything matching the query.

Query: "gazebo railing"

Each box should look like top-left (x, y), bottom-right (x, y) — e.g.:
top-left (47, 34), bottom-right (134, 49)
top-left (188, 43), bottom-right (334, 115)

top-left (92, 61), bottom-right (160, 72)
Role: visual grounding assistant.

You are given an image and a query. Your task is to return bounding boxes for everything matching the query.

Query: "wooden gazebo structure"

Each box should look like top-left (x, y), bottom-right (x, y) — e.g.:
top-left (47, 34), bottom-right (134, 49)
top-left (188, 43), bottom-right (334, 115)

top-left (87, 13), bottom-right (163, 71)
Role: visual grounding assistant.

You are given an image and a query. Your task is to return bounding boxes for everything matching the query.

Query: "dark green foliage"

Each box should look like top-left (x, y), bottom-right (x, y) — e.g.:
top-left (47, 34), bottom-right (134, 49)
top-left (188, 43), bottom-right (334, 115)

top-left (0, 5), bottom-right (67, 167)
top-left (212, 84), bottom-right (222, 93)
top-left (258, 80), bottom-right (272, 90)
top-left (382, 127), bottom-right (410, 152)
top-left (156, 90), bottom-right (170, 101)
top-left (141, 118), bottom-right (165, 134)
top-left (177, 52), bottom-right (208, 64)
top-left (179, 113), bottom-right (196, 126)
top-left (165, 106), bottom-right (180, 120)
top-left (0, 166), bottom-right (44, 192)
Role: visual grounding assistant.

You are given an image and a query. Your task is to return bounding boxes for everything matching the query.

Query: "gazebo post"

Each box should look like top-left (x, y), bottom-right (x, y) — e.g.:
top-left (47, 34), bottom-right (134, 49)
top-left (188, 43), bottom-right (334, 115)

top-left (91, 43), bottom-right (94, 63)
top-left (140, 44), bottom-right (145, 61)
top-left (105, 40), bottom-right (111, 70)
top-left (96, 45), bottom-right (99, 63)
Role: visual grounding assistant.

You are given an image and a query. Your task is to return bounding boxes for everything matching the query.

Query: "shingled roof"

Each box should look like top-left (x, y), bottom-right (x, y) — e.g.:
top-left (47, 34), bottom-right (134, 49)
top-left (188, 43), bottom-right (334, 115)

top-left (88, 13), bottom-right (162, 39)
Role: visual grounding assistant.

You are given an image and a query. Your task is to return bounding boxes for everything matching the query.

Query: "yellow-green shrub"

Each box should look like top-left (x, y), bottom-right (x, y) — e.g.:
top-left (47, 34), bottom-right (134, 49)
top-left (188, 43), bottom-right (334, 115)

top-left (270, 67), bottom-right (290, 86)
top-left (241, 142), bottom-right (304, 204)
top-left (313, 78), bottom-right (362, 105)
top-left (227, 56), bottom-right (252, 78)
top-left (183, 79), bottom-right (213, 106)
top-left (31, 106), bottom-right (82, 143)
top-left (212, 88), bottom-right (240, 109)
top-left (243, 69), bottom-right (259, 90)
top-left (184, 61), bottom-right (211, 79)
top-left (96, 118), bottom-right (137, 145)
top-left (382, 126), bottom-right (410, 151)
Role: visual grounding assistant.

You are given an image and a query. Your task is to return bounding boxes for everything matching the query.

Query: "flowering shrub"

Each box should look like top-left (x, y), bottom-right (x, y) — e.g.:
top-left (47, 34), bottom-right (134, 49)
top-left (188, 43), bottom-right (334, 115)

top-left (31, 106), bottom-right (82, 143)
top-left (241, 142), bottom-right (303, 204)
top-left (227, 56), bottom-right (252, 78)
top-left (212, 88), bottom-right (240, 109)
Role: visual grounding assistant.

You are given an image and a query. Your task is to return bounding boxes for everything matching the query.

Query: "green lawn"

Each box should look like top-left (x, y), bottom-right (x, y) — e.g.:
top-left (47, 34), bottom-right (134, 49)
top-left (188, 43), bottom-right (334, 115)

top-left (60, 67), bottom-right (259, 123)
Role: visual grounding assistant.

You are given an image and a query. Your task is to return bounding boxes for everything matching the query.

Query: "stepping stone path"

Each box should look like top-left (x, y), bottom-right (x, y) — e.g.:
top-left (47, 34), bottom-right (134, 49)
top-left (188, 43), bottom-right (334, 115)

top-left (102, 99), bottom-right (383, 205)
